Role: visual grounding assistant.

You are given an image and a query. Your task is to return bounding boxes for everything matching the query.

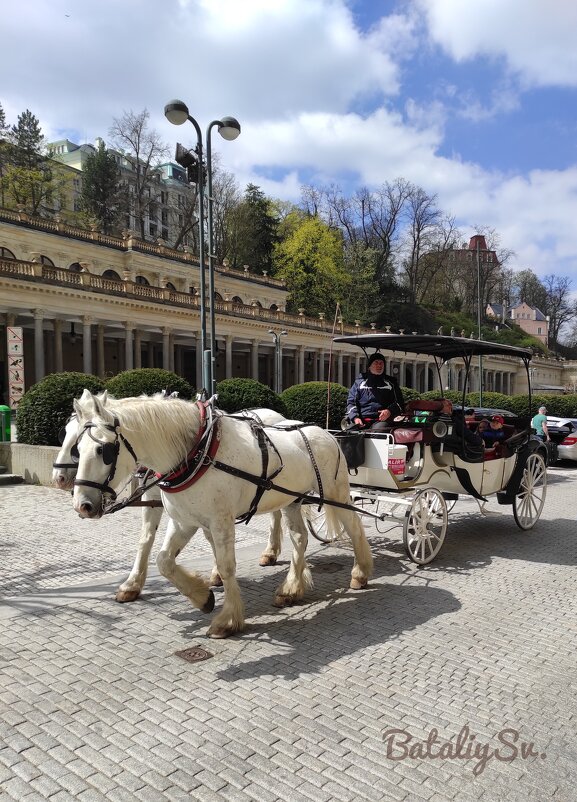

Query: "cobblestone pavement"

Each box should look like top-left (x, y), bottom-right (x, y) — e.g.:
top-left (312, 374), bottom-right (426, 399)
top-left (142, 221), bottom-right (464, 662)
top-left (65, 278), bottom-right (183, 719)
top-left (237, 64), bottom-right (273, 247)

top-left (1, 463), bottom-right (577, 802)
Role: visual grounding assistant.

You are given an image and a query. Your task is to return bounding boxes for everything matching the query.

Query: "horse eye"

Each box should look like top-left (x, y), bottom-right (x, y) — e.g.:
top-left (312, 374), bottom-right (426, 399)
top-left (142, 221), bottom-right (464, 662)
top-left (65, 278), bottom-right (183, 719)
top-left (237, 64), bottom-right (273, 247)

top-left (96, 445), bottom-right (103, 456)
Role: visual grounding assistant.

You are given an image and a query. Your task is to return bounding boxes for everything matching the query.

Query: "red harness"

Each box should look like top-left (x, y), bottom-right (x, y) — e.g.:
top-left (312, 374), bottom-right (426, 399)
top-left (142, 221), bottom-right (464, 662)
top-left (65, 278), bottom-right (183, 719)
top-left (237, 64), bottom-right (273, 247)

top-left (156, 401), bottom-right (221, 494)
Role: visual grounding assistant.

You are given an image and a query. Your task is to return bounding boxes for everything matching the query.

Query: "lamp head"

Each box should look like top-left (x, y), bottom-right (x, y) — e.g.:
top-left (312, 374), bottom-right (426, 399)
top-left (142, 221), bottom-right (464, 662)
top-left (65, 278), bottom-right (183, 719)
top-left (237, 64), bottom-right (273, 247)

top-left (218, 116), bottom-right (241, 141)
top-left (164, 100), bottom-right (190, 126)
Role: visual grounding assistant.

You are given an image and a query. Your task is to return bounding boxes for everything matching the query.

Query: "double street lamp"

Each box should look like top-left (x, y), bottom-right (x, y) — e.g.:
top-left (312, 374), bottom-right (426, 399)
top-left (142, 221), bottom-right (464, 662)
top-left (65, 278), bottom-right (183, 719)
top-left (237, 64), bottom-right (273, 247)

top-left (164, 99), bottom-right (241, 395)
top-left (269, 329), bottom-right (287, 393)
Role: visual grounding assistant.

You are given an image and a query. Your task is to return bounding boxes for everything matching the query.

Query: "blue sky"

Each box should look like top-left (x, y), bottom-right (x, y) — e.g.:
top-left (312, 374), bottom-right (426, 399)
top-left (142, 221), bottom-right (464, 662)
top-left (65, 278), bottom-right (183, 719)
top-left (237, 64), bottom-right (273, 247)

top-left (3, 0), bottom-right (577, 290)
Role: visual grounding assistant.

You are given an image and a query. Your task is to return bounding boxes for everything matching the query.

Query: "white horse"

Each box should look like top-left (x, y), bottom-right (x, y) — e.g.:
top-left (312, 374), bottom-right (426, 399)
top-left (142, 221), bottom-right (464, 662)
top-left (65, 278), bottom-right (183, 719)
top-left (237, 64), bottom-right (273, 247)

top-left (72, 392), bottom-right (373, 638)
top-left (53, 396), bottom-right (286, 601)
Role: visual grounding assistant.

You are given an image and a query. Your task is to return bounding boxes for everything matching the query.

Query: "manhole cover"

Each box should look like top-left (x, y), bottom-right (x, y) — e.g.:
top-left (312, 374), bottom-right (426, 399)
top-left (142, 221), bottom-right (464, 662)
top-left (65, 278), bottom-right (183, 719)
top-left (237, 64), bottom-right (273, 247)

top-left (313, 561), bottom-right (344, 573)
top-left (174, 646), bottom-right (214, 663)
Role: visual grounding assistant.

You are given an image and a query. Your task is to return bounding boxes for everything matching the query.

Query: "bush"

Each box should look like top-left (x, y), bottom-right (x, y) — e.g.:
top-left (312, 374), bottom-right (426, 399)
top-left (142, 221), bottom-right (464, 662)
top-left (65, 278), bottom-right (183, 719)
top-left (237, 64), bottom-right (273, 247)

top-left (281, 382), bottom-right (348, 428)
top-left (16, 371), bottom-right (105, 446)
top-left (466, 391), bottom-right (512, 410)
top-left (105, 368), bottom-right (193, 399)
top-left (400, 386), bottom-right (420, 402)
top-left (216, 378), bottom-right (287, 415)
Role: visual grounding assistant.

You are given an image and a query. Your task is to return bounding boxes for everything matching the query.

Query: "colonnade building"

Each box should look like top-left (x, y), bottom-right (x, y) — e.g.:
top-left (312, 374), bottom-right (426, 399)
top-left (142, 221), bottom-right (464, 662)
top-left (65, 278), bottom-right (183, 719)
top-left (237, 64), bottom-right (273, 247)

top-left (0, 208), bottom-right (567, 407)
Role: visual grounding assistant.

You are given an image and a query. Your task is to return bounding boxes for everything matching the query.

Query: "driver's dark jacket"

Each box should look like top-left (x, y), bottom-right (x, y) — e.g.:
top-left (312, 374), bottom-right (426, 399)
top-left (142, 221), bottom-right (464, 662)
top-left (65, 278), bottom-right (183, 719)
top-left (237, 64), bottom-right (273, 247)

top-left (346, 372), bottom-right (405, 423)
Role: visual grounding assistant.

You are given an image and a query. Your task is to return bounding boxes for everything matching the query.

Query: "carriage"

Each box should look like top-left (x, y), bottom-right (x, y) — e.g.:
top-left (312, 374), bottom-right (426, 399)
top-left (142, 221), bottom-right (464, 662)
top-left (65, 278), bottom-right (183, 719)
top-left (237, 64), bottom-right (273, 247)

top-left (68, 334), bottom-right (548, 637)
top-left (305, 333), bottom-right (548, 565)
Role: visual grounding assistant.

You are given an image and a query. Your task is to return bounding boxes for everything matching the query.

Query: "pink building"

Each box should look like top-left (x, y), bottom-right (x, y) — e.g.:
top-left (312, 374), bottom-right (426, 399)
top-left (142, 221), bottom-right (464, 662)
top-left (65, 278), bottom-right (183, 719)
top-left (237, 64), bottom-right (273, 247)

top-left (486, 301), bottom-right (549, 345)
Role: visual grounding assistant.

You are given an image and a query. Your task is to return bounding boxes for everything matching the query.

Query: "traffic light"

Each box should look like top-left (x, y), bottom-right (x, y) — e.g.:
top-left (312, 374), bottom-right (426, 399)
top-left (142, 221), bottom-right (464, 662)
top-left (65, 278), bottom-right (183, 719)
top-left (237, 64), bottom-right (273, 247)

top-left (174, 143), bottom-right (206, 185)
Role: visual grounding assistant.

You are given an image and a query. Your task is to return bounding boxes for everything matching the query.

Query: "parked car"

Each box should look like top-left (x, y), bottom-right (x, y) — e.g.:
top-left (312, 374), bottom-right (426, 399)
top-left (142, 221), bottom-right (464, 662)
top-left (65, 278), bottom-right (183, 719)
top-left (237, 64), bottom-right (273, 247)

top-left (546, 417), bottom-right (577, 462)
top-left (455, 406), bottom-right (518, 422)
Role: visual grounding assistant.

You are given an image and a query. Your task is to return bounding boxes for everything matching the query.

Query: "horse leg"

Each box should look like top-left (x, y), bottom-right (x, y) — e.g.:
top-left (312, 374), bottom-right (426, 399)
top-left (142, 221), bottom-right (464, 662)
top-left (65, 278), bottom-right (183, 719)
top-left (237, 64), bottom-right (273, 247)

top-left (207, 522), bottom-right (245, 639)
top-left (116, 503), bottom-right (163, 602)
top-left (273, 504), bottom-right (313, 607)
top-left (330, 506), bottom-right (373, 589)
top-left (156, 520), bottom-right (214, 613)
top-left (202, 528), bottom-right (224, 588)
top-left (259, 511), bottom-right (283, 566)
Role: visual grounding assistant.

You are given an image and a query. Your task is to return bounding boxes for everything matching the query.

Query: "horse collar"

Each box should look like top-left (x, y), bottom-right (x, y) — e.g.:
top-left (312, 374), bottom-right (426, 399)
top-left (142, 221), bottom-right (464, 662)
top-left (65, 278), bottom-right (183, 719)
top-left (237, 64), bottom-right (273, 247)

top-left (157, 401), bottom-right (221, 493)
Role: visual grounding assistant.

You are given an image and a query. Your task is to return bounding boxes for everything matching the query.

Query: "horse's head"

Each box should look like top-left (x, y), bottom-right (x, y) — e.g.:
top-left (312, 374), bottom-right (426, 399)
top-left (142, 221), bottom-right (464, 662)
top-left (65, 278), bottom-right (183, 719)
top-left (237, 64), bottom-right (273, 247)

top-left (52, 390), bottom-right (109, 490)
top-left (72, 391), bottom-right (137, 519)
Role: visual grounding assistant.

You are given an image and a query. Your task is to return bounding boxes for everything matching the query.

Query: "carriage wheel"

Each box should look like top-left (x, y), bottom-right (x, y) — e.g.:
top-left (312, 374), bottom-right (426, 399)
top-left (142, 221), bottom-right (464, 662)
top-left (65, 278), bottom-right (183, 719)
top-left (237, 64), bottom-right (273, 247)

top-left (303, 506), bottom-right (342, 545)
top-left (403, 488), bottom-right (448, 565)
top-left (513, 452), bottom-right (547, 530)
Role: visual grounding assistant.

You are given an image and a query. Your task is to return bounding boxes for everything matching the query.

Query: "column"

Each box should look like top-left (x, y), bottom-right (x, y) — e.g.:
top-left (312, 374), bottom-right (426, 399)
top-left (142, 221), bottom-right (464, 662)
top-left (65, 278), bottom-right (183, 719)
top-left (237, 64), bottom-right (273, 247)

top-left (96, 324), bottom-right (105, 377)
top-left (53, 319), bottom-right (63, 373)
top-left (33, 309), bottom-right (45, 382)
top-left (162, 327), bottom-right (171, 370)
top-left (124, 323), bottom-right (134, 371)
top-left (318, 351), bottom-right (326, 381)
top-left (312, 350), bottom-right (319, 381)
top-left (298, 345), bottom-right (305, 385)
top-left (337, 352), bottom-right (344, 386)
top-left (399, 361), bottom-right (406, 387)
top-left (412, 360), bottom-right (418, 391)
top-left (82, 316), bottom-right (92, 375)
top-left (225, 335), bottom-right (233, 378)
top-left (250, 340), bottom-right (259, 381)
top-left (385, 357), bottom-right (391, 375)
top-left (169, 334), bottom-right (175, 372)
top-left (354, 354), bottom-right (361, 379)
top-left (134, 329), bottom-right (142, 370)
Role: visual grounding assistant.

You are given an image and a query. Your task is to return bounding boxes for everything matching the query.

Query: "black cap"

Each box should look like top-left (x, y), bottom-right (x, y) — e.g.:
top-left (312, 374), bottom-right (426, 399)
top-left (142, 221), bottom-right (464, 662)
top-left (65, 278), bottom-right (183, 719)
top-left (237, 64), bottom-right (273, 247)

top-left (367, 352), bottom-right (385, 366)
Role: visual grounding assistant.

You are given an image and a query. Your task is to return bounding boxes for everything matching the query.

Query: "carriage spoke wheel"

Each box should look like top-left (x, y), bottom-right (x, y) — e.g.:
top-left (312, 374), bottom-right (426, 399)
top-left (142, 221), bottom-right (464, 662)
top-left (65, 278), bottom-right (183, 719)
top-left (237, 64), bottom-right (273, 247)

top-left (303, 505), bottom-right (342, 545)
top-left (513, 452), bottom-right (547, 530)
top-left (403, 488), bottom-right (448, 565)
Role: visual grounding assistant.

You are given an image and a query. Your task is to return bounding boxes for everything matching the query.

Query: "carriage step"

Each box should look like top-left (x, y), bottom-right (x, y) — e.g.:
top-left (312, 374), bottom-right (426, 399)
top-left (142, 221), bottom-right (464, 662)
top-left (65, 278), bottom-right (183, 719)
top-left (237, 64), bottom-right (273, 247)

top-left (0, 472), bottom-right (24, 485)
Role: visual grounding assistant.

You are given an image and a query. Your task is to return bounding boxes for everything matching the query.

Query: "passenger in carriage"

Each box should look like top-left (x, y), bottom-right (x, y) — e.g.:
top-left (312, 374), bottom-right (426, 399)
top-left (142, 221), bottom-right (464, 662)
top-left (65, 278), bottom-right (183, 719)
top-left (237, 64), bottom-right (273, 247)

top-left (439, 398), bottom-right (484, 458)
top-left (346, 352), bottom-right (405, 432)
top-left (480, 414), bottom-right (506, 446)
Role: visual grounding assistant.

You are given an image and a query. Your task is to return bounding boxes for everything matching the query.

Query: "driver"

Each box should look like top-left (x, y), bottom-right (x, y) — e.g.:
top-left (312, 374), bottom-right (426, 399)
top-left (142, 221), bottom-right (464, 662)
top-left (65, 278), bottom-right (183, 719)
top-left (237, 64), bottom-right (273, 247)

top-left (346, 352), bottom-right (405, 432)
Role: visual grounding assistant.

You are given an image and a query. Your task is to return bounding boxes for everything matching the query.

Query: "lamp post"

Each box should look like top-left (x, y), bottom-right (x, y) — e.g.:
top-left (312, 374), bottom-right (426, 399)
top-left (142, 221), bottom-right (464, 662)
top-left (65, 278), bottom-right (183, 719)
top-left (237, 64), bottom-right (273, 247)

top-left (164, 100), bottom-right (241, 395)
top-left (269, 329), bottom-right (287, 393)
top-left (476, 239), bottom-right (484, 405)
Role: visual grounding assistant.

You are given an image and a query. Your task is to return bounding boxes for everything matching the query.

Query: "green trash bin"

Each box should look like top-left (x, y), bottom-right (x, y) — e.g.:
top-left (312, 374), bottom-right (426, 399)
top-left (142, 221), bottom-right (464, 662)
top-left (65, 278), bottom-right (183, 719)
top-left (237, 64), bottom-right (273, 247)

top-left (0, 405), bottom-right (11, 442)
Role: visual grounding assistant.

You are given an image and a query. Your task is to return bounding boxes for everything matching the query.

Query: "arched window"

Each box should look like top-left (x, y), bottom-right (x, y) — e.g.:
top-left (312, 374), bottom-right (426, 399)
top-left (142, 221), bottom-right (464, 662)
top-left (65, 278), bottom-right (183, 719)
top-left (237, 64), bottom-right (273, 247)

top-left (103, 269), bottom-right (122, 281)
top-left (166, 282), bottom-right (176, 291)
top-left (69, 262), bottom-right (83, 273)
top-left (0, 247), bottom-right (15, 259)
top-left (269, 303), bottom-right (279, 311)
top-left (214, 292), bottom-right (223, 301)
top-left (232, 296), bottom-right (243, 305)
top-left (252, 300), bottom-right (262, 308)
top-left (135, 275), bottom-right (150, 285)
top-left (40, 255), bottom-right (55, 266)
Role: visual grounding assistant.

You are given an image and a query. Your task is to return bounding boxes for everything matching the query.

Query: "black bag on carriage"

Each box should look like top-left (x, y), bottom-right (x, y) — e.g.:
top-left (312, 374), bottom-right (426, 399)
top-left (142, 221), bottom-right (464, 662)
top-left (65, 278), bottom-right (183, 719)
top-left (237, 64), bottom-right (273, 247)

top-left (336, 431), bottom-right (366, 471)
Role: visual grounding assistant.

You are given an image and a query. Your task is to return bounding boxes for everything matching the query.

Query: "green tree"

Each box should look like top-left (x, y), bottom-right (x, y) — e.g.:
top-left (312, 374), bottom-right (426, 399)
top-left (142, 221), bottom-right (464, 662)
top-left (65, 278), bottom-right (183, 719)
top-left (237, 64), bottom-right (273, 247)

top-left (227, 183), bottom-right (279, 274)
top-left (0, 102), bottom-right (10, 207)
top-left (79, 140), bottom-right (124, 233)
top-left (3, 109), bottom-right (66, 215)
top-left (273, 215), bottom-right (350, 316)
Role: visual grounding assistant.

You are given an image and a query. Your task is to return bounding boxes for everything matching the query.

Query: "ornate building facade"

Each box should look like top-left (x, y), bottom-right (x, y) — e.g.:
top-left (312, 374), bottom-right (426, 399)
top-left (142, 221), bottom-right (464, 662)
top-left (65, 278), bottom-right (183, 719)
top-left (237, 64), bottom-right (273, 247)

top-left (0, 209), bottom-right (569, 408)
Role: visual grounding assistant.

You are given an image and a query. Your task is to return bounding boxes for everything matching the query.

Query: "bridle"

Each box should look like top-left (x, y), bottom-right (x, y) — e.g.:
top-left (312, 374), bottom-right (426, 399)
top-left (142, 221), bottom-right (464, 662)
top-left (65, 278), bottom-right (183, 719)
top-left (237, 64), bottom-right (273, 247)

top-left (72, 418), bottom-right (138, 500)
top-left (52, 414), bottom-right (79, 471)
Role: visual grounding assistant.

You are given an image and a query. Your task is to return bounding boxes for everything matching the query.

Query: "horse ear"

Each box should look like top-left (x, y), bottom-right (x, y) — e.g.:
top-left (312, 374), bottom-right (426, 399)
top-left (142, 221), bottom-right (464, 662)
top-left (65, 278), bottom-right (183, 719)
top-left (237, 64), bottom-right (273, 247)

top-left (73, 398), bottom-right (82, 417)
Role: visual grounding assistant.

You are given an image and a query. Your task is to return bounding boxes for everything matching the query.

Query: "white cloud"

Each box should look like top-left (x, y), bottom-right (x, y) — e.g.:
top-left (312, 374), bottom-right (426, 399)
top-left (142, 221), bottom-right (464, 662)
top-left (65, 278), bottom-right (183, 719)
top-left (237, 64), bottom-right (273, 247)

top-left (416, 0), bottom-right (577, 88)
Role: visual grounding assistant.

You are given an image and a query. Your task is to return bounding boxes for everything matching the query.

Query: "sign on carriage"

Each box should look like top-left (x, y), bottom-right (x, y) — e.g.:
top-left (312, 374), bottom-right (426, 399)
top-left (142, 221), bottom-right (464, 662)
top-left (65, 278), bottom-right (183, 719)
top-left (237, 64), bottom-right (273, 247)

top-left (6, 326), bottom-right (25, 408)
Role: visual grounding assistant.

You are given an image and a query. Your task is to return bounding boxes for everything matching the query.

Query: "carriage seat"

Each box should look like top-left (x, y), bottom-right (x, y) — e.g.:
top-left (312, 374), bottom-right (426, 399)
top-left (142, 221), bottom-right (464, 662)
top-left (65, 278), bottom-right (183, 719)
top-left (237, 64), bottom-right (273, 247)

top-left (405, 399), bottom-right (444, 416)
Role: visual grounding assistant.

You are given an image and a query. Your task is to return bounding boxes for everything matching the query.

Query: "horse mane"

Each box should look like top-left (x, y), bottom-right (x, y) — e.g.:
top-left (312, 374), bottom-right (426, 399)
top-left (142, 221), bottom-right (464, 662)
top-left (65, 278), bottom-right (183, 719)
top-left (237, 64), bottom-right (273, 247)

top-left (80, 395), bottom-right (201, 469)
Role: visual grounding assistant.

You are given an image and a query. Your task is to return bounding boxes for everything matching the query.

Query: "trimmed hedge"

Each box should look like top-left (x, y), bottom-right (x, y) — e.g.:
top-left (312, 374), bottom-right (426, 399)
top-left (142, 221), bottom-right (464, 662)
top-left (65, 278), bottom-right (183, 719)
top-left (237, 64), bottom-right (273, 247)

top-left (105, 368), bottom-right (193, 399)
top-left (216, 378), bottom-right (287, 415)
top-left (16, 371), bottom-right (105, 446)
top-left (281, 382), bottom-right (348, 429)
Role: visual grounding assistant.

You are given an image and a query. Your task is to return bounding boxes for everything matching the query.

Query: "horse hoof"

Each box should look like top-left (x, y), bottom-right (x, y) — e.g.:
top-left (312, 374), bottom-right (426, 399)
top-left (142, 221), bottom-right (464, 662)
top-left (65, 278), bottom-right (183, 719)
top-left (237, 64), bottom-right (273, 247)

top-left (207, 628), bottom-right (230, 639)
top-left (273, 594), bottom-right (296, 608)
top-left (201, 590), bottom-right (215, 613)
top-left (210, 574), bottom-right (223, 587)
top-left (350, 577), bottom-right (368, 590)
top-left (259, 554), bottom-right (277, 567)
top-left (115, 589), bottom-right (140, 603)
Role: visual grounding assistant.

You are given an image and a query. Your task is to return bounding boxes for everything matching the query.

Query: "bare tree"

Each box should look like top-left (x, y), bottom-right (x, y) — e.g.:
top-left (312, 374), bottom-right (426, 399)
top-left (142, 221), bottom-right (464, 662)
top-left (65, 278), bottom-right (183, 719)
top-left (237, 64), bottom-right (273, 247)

top-left (542, 274), bottom-right (575, 345)
top-left (109, 109), bottom-right (170, 239)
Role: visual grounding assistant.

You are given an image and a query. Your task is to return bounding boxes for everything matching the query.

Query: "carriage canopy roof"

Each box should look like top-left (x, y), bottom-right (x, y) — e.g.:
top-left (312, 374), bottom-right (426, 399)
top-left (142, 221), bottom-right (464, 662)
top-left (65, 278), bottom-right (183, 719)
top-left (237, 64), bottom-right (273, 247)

top-left (333, 334), bottom-right (533, 362)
